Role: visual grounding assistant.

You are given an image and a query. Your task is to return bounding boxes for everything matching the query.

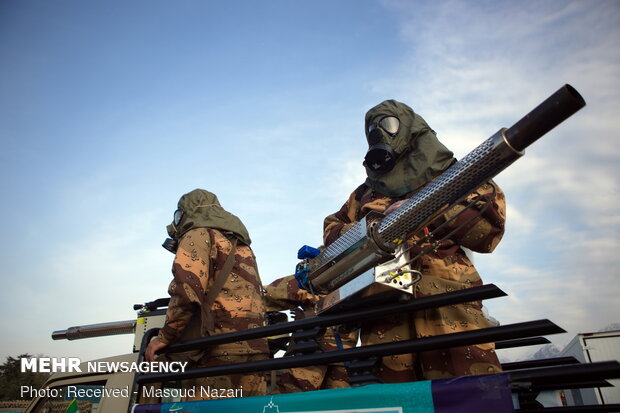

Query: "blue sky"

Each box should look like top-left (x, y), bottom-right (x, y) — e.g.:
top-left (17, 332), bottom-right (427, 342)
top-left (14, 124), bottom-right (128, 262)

top-left (1, 0), bottom-right (618, 364)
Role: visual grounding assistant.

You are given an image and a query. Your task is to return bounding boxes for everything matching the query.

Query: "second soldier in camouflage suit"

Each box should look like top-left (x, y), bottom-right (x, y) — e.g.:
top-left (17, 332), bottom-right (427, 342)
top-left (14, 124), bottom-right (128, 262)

top-left (323, 100), bottom-right (506, 382)
top-left (146, 189), bottom-right (269, 398)
top-left (263, 275), bottom-right (358, 392)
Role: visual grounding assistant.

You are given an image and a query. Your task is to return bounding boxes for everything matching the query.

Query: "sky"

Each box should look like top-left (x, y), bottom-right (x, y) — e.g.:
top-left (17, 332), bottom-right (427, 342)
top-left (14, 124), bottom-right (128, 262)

top-left (0, 0), bottom-right (618, 365)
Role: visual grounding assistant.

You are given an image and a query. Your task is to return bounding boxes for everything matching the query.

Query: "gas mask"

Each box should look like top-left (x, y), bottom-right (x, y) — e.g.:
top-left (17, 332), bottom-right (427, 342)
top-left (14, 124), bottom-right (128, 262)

top-left (363, 100), bottom-right (456, 197)
top-left (162, 208), bottom-right (184, 254)
top-left (364, 116), bottom-right (400, 173)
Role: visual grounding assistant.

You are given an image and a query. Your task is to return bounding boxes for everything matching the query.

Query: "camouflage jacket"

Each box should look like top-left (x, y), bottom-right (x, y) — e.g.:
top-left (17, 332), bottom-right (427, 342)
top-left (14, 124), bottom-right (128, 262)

top-left (263, 275), bottom-right (359, 355)
top-left (324, 181), bottom-right (506, 290)
top-left (324, 181), bottom-right (506, 379)
top-left (158, 227), bottom-right (269, 357)
top-left (263, 275), bottom-right (318, 313)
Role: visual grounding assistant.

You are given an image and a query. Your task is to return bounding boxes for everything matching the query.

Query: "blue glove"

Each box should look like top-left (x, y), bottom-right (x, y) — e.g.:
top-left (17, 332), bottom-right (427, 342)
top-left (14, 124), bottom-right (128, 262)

top-left (294, 262), bottom-right (311, 291)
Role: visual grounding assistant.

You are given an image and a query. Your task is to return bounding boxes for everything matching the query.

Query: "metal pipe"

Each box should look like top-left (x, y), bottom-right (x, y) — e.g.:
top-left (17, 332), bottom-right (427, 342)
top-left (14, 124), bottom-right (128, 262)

top-left (529, 380), bottom-right (612, 391)
top-left (162, 284), bottom-right (505, 353)
top-left (509, 360), bottom-right (620, 386)
top-left (52, 320), bottom-right (135, 340)
top-left (137, 319), bottom-right (564, 383)
top-left (516, 400), bottom-right (620, 412)
top-left (502, 356), bottom-right (579, 371)
top-left (505, 84), bottom-right (586, 152)
top-left (128, 328), bottom-right (159, 412)
top-left (375, 128), bottom-right (520, 245)
top-left (495, 337), bottom-right (550, 350)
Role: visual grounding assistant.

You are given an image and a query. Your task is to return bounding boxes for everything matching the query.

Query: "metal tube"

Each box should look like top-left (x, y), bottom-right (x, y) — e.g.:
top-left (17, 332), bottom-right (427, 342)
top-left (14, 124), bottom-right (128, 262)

top-left (52, 320), bottom-right (135, 340)
top-left (501, 356), bottom-right (579, 371)
top-left (516, 403), bottom-right (620, 412)
top-left (495, 337), bottom-right (550, 350)
top-left (129, 327), bottom-right (159, 412)
top-left (137, 319), bottom-right (564, 383)
top-left (376, 129), bottom-right (520, 245)
top-left (531, 380), bottom-right (613, 391)
top-left (163, 284), bottom-right (505, 353)
top-left (509, 360), bottom-right (620, 386)
top-left (505, 84), bottom-right (586, 152)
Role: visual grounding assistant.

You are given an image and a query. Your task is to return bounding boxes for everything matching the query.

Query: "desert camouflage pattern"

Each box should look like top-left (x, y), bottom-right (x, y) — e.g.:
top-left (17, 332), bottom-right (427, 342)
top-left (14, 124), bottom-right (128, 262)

top-left (324, 181), bottom-right (506, 381)
top-left (263, 274), bottom-right (317, 313)
top-left (263, 275), bottom-right (358, 392)
top-left (158, 227), bottom-right (269, 397)
top-left (183, 354), bottom-right (268, 399)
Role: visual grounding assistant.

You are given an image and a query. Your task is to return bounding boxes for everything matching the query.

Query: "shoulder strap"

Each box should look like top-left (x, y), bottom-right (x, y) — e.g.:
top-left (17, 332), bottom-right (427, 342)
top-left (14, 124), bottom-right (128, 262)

top-left (354, 183), bottom-right (368, 201)
top-left (201, 237), bottom-right (238, 335)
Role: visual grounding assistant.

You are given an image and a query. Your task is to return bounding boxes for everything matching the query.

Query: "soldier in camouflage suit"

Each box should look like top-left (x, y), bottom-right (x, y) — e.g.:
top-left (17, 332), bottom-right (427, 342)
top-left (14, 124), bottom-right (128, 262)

top-left (323, 100), bottom-right (505, 382)
top-left (263, 275), bottom-right (358, 392)
top-left (145, 189), bottom-right (269, 398)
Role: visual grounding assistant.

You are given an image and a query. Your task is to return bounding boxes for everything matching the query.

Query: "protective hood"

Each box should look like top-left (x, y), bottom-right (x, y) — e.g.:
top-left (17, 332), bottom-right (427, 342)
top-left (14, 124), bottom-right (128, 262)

top-left (364, 100), bottom-right (455, 197)
top-left (167, 189), bottom-right (252, 245)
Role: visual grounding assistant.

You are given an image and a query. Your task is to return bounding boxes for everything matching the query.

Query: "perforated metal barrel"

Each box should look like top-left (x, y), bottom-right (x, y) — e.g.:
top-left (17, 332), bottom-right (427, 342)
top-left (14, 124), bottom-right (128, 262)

top-left (376, 130), bottom-right (518, 245)
top-left (377, 84), bottom-right (585, 246)
top-left (308, 84), bottom-right (585, 293)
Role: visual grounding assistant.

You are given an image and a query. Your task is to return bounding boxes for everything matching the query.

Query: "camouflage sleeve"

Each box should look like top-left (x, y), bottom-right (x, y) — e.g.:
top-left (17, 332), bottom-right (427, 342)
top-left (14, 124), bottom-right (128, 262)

top-left (433, 180), bottom-right (506, 253)
top-left (158, 229), bottom-right (212, 344)
top-left (323, 186), bottom-right (365, 246)
top-left (263, 275), bottom-right (318, 311)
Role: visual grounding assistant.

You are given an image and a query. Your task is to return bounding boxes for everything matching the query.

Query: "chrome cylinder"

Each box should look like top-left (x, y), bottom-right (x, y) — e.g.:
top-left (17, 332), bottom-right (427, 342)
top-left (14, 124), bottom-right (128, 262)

top-left (52, 319), bottom-right (135, 340)
top-left (308, 215), bottom-right (392, 293)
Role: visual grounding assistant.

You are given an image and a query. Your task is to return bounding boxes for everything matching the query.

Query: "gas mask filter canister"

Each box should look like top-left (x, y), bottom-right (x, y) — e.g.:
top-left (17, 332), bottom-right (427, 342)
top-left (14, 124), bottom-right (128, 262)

top-left (162, 208), bottom-right (184, 254)
top-left (364, 116), bottom-right (400, 173)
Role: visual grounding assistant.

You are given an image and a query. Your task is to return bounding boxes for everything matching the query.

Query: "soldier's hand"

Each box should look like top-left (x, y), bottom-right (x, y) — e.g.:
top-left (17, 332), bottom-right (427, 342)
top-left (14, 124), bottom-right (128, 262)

top-left (145, 336), bottom-right (168, 362)
top-left (385, 199), bottom-right (408, 215)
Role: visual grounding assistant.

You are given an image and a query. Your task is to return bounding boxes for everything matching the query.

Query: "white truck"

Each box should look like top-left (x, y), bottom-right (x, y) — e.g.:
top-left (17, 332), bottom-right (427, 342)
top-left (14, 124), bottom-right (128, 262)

top-left (560, 330), bottom-right (620, 406)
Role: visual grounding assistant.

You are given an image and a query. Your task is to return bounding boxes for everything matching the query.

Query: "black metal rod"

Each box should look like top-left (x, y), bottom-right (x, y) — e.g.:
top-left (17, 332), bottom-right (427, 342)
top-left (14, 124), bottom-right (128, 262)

top-left (495, 337), bottom-right (550, 350)
top-left (530, 380), bottom-right (612, 391)
top-left (128, 328), bottom-right (159, 413)
top-left (134, 298), bottom-right (170, 311)
top-left (137, 319), bottom-right (563, 384)
top-left (505, 84), bottom-right (586, 152)
top-left (509, 360), bottom-right (620, 385)
top-left (502, 356), bottom-right (580, 371)
top-left (164, 284), bottom-right (506, 354)
top-left (516, 403), bottom-right (620, 413)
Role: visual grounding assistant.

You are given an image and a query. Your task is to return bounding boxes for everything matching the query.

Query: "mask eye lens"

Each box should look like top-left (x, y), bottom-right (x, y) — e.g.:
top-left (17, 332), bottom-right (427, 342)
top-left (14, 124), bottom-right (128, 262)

top-left (367, 123), bottom-right (377, 134)
top-left (379, 116), bottom-right (399, 135)
top-left (173, 209), bottom-right (184, 226)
